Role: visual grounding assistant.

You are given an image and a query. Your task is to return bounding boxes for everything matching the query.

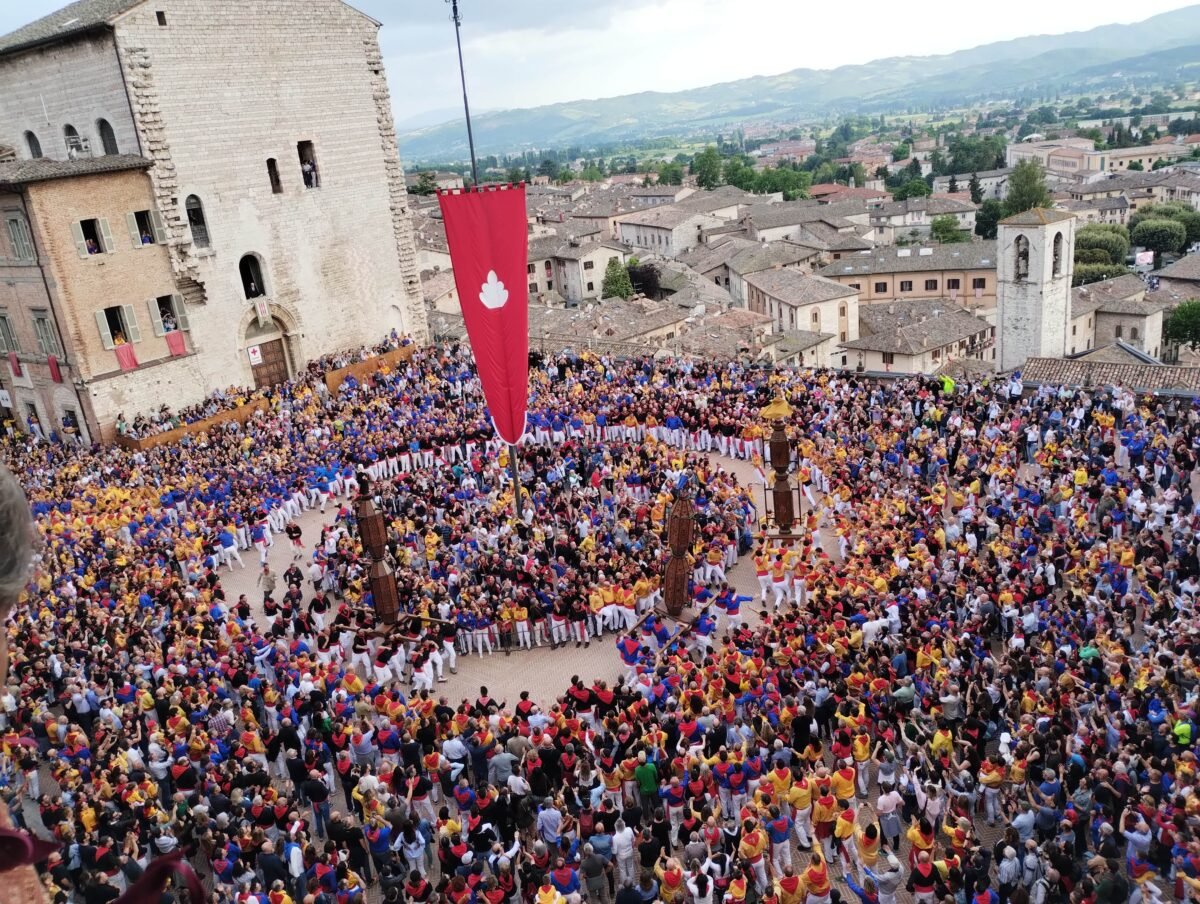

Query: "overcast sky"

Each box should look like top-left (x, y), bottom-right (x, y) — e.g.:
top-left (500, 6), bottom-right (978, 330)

top-left (0, 0), bottom-right (1196, 128)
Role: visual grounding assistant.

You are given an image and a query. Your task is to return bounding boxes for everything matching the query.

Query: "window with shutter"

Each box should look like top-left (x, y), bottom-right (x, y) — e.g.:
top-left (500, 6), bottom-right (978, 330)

top-left (98, 218), bottom-right (115, 253)
top-left (147, 299), bottom-right (165, 336)
top-left (121, 304), bottom-right (141, 342)
top-left (95, 310), bottom-right (115, 350)
top-left (171, 294), bottom-right (190, 331)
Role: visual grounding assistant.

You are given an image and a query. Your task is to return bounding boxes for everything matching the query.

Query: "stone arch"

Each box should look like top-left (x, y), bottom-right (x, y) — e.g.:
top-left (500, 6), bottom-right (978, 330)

top-left (1014, 234), bottom-right (1030, 280)
top-left (1052, 231), bottom-right (1064, 277)
top-left (23, 130), bottom-right (41, 159)
top-left (95, 118), bottom-right (119, 155)
top-left (238, 303), bottom-right (302, 387)
top-left (238, 252), bottom-right (268, 299)
top-left (52, 385), bottom-right (90, 445)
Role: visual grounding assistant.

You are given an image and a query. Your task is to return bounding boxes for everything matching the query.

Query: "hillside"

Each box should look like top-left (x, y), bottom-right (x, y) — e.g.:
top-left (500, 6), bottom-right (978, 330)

top-left (398, 5), bottom-right (1200, 161)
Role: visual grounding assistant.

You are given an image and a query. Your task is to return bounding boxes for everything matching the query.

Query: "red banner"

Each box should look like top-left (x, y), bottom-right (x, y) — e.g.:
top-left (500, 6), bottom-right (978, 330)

top-left (114, 344), bottom-right (139, 372)
top-left (47, 355), bottom-right (62, 383)
top-left (165, 331), bottom-right (187, 357)
top-left (437, 184), bottom-right (529, 445)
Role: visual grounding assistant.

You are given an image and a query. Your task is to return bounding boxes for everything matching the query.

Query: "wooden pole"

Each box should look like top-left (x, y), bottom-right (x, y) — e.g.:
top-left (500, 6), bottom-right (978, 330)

top-left (508, 442), bottom-right (523, 520)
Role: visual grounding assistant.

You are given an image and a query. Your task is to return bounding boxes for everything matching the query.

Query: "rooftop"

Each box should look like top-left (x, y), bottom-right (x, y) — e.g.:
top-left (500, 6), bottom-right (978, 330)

top-left (618, 205), bottom-right (715, 229)
top-left (842, 298), bottom-right (990, 356)
top-left (0, 0), bottom-right (138, 56)
top-left (1020, 358), bottom-right (1200, 393)
top-left (1153, 253), bottom-right (1200, 282)
top-left (1071, 274), bottom-right (1166, 318)
top-left (728, 241), bottom-right (821, 276)
top-left (743, 269), bottom-right (857, 306)
top-left (0, 153), bottom-right (151, 187)
top-left (818, 241), bottom-right (997, 278)
top-left (998, 207), bottom-right (1076, 227)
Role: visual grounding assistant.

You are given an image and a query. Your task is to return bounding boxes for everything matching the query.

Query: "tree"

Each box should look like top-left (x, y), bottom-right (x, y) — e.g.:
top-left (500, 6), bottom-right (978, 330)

top-left (1127, 160), bottom-right (1144, 172)
top-left (602, 257), bottom-right (634, 299)
top-left (692, 146), bottom-right (722, 190)
top-left (1003, 160), bottom-right (1051, 216)
top-left (537, 159), bottom-right (560, 181)
top-left (975, 199), bottom-right (1004, 239)
top-left (1132, 218), bottom-right (1188, 267)
top-left (947, 175), bottom-right (959, 194)
top-left (1073, 263), bottom-right (1129, 287)
top-left (410, 171), bottom-right (438, 195)
top-left (1164, 299), bottom-right (1200, 350)
top-left (657, 161), bottom-right (684, 185)
top-left (930, 215), bottom-right (968, 243)
top-left (1075, 247), bottom-right (1114, 264)
top-left (968, 173), bottom-right (983, 204)
top-left (1130, 202), bottom-right (1200, 245)
top-left (505, 166), bottom-right (526, 184)
top-left (1075, 224), bottom-right (1130, 266)
top-left (893, 178), bottom-right (932, 201)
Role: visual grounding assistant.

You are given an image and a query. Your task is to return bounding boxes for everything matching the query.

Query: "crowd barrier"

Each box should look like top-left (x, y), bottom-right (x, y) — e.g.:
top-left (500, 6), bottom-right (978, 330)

top-left (323, 345), bottom-right (415, 394)
top-left (113, 399), bottom-right (269, 451)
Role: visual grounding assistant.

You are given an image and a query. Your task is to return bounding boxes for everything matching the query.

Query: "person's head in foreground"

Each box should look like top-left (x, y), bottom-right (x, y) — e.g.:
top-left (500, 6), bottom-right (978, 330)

top-left (0, 465), bottom-right (32, 687)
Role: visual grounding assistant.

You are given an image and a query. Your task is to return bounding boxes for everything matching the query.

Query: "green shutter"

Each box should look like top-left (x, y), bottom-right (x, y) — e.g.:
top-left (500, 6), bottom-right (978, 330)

top-left (98, 217), bottom-right (115, 254)
top-left (71, 221), bottom-right (89, 259)
top-left (126, 212), bottom-right (142, 249)
top-left (95, 311), bottom-right (114, 350)
top-left (121, 304), bottom-right (141, 343)
top-left (150, 209), bottom-right (167, 244)
top-left (171, 294), bottom-right (190, 331)
top-left (147, 298), bottom-right (165, 337)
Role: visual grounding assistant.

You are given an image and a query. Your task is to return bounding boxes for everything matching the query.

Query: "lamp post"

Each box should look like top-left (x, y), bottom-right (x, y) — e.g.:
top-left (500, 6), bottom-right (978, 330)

top-left (354, 474), bottom-right (400, 625)
top-left (760, 394), bottom-right (796, 535)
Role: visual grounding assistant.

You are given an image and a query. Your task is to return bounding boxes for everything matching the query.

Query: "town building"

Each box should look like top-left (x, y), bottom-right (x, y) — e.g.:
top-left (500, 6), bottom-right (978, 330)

top-left (868, 197), bottom-right (977, 244)
top-left (742, 269), bottom-right (858, 359)
top-left (838, 298), bottom-right (994, 373)
top-left (0, 0), bottom-right (426, 438)
top-left (615, 207), bottom-right (722, 257)
top-left (1007, 139), bottom-right (1192, 178)
top-left (930, 168), bottom-right (1011, 200)
top-left (1068, 274), bottom-right (1166, 358)
top-left (817, 243), bottom-right (998, 312)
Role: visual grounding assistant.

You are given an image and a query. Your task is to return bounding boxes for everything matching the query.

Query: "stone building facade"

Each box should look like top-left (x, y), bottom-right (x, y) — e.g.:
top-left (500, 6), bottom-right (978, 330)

top-left (995, 209), bottom-right (1076, 373)
top-left (0, 0), bottom-right (426, 436)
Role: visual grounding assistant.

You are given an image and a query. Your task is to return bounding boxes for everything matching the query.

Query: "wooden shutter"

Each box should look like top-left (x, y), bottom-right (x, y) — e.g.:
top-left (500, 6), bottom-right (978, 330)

top-left (171, 294), bottom-right (190, 331)
top-left (147, 298), bottom-right (165, 337)
top-left (95, 310), bottom-right (114, 350)
top-left (126, 212), bottom-right (142, 249)
top-left (71, 221), bottom-right (90, 259)
top-left (150, 209), bottom-right (167, 244)
top-left (121, 303), bottom-right (141, 342)
top-left (98, 218), bottom-right (115, 253)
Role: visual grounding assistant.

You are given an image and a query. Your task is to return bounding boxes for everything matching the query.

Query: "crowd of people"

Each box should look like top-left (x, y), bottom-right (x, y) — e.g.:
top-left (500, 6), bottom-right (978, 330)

top-left (1, 333), bottom-right (1199, 904)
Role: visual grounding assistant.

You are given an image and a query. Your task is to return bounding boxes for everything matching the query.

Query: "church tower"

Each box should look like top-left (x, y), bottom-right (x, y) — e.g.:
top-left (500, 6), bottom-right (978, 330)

top-left (995, 208), bottom-right (1076, 372)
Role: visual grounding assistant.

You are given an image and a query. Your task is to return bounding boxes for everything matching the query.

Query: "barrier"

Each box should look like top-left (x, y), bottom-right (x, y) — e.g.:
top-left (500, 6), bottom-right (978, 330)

top-left (113, 399), bottom-right (269, 451)
top-left (323, 345), bottom-right (415, 394)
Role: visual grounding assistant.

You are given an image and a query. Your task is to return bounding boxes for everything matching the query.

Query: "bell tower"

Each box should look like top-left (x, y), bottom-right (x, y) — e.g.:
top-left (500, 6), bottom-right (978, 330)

top-left (995, 208), bottom-right (1076, 372)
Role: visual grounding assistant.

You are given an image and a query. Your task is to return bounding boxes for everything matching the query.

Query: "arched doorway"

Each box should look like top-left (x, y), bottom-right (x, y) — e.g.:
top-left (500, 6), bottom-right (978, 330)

top-left (244, 316), bottom-right (293, 389)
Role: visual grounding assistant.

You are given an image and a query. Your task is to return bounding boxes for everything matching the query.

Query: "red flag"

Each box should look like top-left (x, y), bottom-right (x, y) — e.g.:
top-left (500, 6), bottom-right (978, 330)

top-left (437, 184), bottom-right (529, 445)
top-left (6, 352), bottom-right (20, 378)
top-left (47, 355), bottom-right (62, 383)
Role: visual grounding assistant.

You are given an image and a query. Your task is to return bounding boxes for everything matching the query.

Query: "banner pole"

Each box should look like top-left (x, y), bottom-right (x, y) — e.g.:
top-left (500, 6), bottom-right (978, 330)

top-left (508, 441), bottom-right (523, 521)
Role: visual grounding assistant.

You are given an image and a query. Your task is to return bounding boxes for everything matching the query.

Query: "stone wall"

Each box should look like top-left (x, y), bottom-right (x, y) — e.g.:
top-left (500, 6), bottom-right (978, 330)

top-left (0, 33), bottom-right (138, 162)
top-left (113, 0), bottom-right (428, 390)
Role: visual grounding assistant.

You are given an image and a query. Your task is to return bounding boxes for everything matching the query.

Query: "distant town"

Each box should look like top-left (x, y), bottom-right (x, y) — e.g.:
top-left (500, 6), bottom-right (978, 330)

top-left (411, 88), bottom-right (1200, 390)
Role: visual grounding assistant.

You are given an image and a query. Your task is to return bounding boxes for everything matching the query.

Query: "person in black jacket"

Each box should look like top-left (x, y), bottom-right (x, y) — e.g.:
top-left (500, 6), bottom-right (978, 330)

top-left (257, 841), bottom-right (289, 889)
